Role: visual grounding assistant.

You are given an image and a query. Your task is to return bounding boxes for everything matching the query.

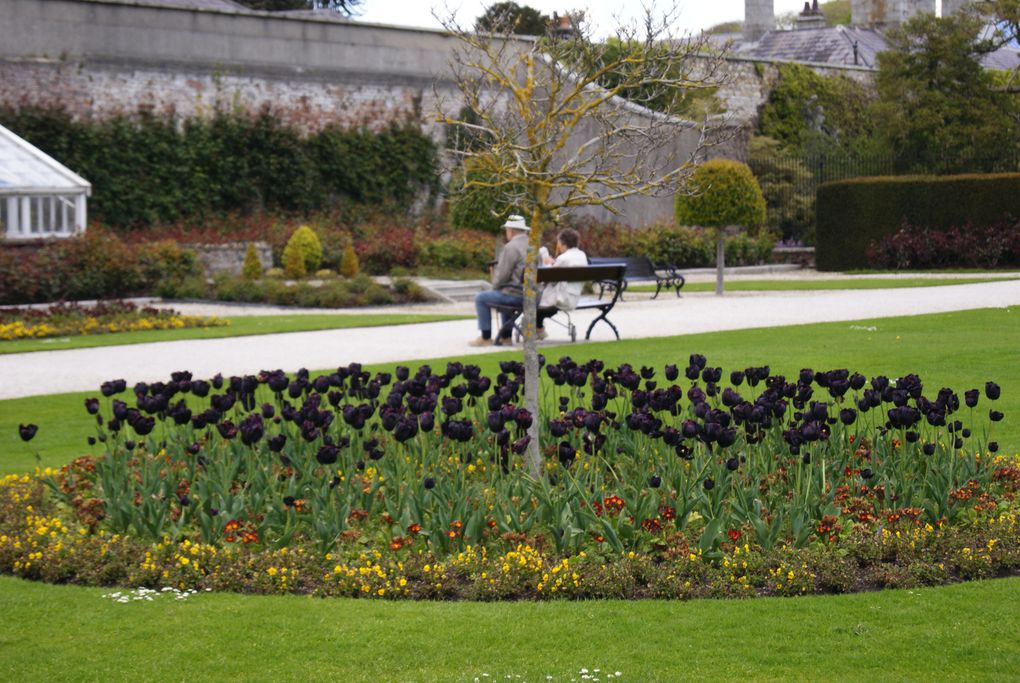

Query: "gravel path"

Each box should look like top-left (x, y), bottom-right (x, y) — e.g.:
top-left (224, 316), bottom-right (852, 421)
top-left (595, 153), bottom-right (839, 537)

top-left (1, 278), bottom-right (1018, 400)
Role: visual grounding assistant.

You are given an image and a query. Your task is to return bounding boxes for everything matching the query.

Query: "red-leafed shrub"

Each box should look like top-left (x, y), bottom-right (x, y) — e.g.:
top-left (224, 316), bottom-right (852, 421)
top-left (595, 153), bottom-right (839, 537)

top-left (866, 219), bottom-right (1020, 269)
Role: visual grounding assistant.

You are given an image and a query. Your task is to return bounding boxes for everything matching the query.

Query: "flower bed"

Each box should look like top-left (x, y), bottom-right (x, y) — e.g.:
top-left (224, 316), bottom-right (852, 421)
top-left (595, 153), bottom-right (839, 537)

top-left (0, 301), bottom-right (226, 341)
top-left (4, 357), bottom-right (1018, 599)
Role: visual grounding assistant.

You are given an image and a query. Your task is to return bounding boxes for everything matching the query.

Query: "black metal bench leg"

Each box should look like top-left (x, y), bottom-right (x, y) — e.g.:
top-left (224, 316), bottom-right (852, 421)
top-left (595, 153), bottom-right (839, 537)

top-left (653, 281), bottom-right (663, 299)
top-left (585, 311), bottom-right (620, 340)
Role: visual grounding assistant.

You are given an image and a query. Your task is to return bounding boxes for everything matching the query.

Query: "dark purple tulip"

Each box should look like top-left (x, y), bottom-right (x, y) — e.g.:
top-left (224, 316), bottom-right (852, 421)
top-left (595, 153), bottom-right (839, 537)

top-left (18, 424), bottom-right (38, 442)
top-left (702, 367), bottom-right (722, 383)
top-left (267, 434), bottom-right (287, 453)
top-left (239, 415), bottom-right (264, 446)
top-left (395, 366), bottom-right (410, 381)
top-left (87, 436), bottom-right (96, 446)
top-left (100, 379), bottom-right (127, 397)
top-left (187, 442), bottom-right (201, 455)
top-left (802, 452), bottom-right (811, 465)
top-left (664, 364), bottom-right (679, 381)
top-left (839, 408), bottom-right (857, 426)
top-left (515, 409), bottom-right (533, 430)
top-left (394, 416), bottom-right (419, 443)
top-left (860, 468), bottom-right (873, 480)
top-left (703, 478), bottom-right (715, 491)
top-left (717, 429), bottom-right (737, 448)
top-left (131, 416), bottom-right (155, 436)
top-left (871, 376), bottom-right (889, 392)
top-left (211, 373), bottom-right (224, 390)
top-left (922, 443), bottom-right (935, 456)
top-left (684, 365), bottom-right (700, 381)
top-left (849, 373), bottom-right (866, 391)
top-left (986, 382), bottom-right (1001, 400)
top-left (725, 457), bottom-right (739, 471)
top-left (217, 421), bottom-right (238, 440)
top-left (964, 389), bottom-right (979, 408)
top-left (112, 400), bottom-right (129, 421)
top-left (124, 440), bottom-right (136, 451)
top-left (261, 403), bottom-right (276, 419)
top-left (905, 431), bottom-right (919, 443)
top-left (990, 410), bottom-right (1004, 422)
top-left (511, 436), bottom-right (530, 454)
top-left (84, 398), bottom-right (100, 415)
top-left (549, 420), bottom-right (569, 437)
top-left (558, 441), bottom-right (576, 466)
top-left (442, 396), bottom-right (463, 417)
top-left (419, 412), bottom-right (435, 432)
top-left (648, 475), bottom-right (662, 488)
top-left (316, 444), bottom-right (339, 465)
top-left (989, 442), bottom-right (999, 453)
top-left (423, 476), bottom-right (436, 490)
top-left (954, 438), bottom-right (964, 449)
top-left (799, 369), bottom-right (815, 385)
top-left (689, 354), bottom-right (707, 370)
top-left (730, 370), bottom-right (745, 386)
top-left (191, 380), bottom-right (210, 398)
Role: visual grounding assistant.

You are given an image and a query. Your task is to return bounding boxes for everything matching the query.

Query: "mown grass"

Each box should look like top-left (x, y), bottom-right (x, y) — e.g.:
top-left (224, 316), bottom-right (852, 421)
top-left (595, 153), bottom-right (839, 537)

top-left (2, 307), bottom-right (1016, 476)
top-left (0, 575), bottom-right (1018, 681)
top-left (0, 313), bottom-right (469, 355)
top-left (629, 277), bottom-right (1016, 294)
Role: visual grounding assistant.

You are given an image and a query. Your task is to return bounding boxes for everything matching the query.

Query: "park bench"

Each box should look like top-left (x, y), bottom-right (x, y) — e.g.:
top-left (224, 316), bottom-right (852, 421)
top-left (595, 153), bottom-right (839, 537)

top-left (492, 264), bottom-right (626, 342)
top-left (587, 255), bottom-right (685, 299)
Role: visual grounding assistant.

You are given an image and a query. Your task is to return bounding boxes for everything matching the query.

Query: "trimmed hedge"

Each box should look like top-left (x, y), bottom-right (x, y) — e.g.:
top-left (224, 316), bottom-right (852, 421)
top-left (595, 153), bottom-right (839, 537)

top-left (0, 106), bottom-right (440, 228)
top-left (816, 173), bottom-right (1020, 270)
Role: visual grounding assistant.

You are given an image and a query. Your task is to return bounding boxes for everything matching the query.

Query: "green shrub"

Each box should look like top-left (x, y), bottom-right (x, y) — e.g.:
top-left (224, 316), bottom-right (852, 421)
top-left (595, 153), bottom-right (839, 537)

top-left (419, 232), bottom-right (493, 269)
top-left (816, 172), bottom-right (1020, 270)
top-left (265, 267), bottom-right (285, 279)
top-left (283, 226), bottom-right (323, 274)
top-left (340, 239), bottom-right (360, 278)
top-left (676, 159), bottom-right (767, 234)
top-left (282, 245), bottom-right (306, 279)
top-left (242, 243), bottom-right (263, 280)
top-left (747, 135), bottom-right (816, 243)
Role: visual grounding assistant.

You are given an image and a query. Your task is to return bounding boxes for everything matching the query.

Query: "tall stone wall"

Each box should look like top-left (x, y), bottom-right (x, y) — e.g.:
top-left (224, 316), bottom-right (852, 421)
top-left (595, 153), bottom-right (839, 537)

top-left (0, 0), bottom-right (740, 227)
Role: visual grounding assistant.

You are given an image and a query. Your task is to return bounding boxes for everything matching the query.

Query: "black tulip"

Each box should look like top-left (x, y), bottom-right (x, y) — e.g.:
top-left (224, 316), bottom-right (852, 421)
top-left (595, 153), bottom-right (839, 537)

top-left (964, 389), bottom-right (979, 408)
top-left (648, 475), bottom-right (662, 488)
top-left (423, 476), bottom-right (436, 490)
top-left (989, 442), bottom-right (999, 453)
top-left (990, 410), bottom-right (1004, 422)
top-left (703, 478), bottom-right (715, 491)
top-left (922, 443), bottom-right (936, 456)
top-left (18, 423), bottom-right (38, 442)
top-left (860, 468), bottom-right (873, 480)
top-left (985, 382), bottom-right (1001, 401)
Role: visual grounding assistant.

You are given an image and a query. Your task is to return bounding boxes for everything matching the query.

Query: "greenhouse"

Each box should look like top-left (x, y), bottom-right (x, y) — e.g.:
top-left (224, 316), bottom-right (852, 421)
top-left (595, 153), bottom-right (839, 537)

top-left (0, 123), bottom-right (90, 241)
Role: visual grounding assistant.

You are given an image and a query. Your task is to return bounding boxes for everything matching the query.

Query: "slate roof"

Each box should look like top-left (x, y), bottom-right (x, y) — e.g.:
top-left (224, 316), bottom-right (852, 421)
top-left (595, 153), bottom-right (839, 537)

top-left (736, 25), bottom-right (886, 68)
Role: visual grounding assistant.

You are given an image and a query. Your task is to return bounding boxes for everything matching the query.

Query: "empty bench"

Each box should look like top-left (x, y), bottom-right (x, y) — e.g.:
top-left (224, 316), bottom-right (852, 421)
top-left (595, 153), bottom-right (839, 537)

top-left (588, 255), bottom-right (685, 299)
top-left (493, 264), bottom-right (626, 342)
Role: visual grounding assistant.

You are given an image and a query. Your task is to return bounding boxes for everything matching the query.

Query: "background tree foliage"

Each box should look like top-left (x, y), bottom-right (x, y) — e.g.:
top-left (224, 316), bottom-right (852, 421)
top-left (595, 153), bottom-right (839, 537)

top-left (873, 11), bottom-right (1019, 172)
top-left (475, 2), bottom-right (550, 36)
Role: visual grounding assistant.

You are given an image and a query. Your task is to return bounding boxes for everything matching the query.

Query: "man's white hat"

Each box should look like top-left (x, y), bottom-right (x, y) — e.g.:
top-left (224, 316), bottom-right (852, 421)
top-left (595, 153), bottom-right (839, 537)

top-left (502, 214), bottom-right (530, 232)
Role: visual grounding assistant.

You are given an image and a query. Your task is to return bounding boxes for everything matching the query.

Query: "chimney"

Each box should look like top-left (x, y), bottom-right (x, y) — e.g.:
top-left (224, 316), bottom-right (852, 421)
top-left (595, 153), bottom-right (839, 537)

top-left (796, 0), bottom-right (826, 29)
top-left (744, 0), bottom-right (775, 42)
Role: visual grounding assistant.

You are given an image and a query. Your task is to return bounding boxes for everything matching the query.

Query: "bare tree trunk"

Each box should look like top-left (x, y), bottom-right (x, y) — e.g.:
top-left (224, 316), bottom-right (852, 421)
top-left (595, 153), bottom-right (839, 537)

top-left (715, 234), bottom-right (725, 296)
top-left (522, 207), bottom-right (543, 478)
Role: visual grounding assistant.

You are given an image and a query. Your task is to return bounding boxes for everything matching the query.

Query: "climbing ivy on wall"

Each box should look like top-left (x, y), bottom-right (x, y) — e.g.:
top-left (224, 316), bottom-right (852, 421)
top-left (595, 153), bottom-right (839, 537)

top-left (0, 106), bottom-right (440, 228)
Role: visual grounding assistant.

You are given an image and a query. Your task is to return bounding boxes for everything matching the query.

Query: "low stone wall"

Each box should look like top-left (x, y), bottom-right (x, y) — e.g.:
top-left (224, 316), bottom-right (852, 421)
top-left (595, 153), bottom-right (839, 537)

top-left (181, 241), bottom-right (273, 276)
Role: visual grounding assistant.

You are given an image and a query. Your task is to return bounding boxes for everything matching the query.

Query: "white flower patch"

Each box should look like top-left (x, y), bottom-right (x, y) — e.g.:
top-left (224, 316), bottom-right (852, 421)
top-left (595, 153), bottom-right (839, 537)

top-left (101, 586), bottom-right (208, 603)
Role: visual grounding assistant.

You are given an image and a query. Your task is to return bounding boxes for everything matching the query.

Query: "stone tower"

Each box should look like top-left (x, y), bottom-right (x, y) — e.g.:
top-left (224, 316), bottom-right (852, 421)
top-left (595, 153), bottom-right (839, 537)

top-left (851, 0), bottom-right (937, 27)
top-left (744, 0), bottom-right (775, 42)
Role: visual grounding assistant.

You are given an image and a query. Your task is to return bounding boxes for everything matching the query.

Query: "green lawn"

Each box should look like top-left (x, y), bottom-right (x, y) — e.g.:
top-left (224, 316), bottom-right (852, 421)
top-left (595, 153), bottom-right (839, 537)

top-left (0, 575), bottom-right (1018, 681)
top-left (629, 276), bottom-right (1016, 294)
top-left (0, 313), bottom-right (469, 355)
top-left (2, 307), bottom-right (1016, 476)
top-left (2, 308), bottom-right (1019, 680)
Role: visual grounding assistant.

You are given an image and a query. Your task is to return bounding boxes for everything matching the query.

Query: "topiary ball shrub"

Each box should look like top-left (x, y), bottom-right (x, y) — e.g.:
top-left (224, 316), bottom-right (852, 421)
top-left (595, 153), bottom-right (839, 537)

top-left (447, 156), bottom-right (521, 234)
top-left (282, 226), bottom-right (323, 275)
top-left (676, 159), bottom-right (767, 234)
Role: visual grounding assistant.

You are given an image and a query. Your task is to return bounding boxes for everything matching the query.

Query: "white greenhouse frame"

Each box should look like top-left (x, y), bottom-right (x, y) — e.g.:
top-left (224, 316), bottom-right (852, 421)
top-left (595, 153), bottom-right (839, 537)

top-left (0, 123), bottom-right (91, 241)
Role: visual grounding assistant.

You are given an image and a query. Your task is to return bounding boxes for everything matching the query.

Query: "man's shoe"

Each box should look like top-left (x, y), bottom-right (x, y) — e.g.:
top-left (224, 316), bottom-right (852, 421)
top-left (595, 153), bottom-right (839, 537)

top-left (468, 337), bottom-right (494, 347)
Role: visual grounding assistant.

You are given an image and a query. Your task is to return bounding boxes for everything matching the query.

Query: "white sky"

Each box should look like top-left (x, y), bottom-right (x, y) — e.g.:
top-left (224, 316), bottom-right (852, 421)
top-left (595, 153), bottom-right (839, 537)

top-left (354, 1), bottom-right (814, 36)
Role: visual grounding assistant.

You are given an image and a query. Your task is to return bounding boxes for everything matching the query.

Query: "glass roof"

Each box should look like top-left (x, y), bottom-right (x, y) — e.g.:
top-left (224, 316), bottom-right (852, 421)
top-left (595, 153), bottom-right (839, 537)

top-left (0, 124), bottom-right (91, 195)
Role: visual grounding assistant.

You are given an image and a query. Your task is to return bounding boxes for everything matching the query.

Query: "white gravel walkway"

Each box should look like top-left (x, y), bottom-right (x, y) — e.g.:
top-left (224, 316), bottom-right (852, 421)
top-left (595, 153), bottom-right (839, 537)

top-left (1, 279), bottom-right (1018, 400)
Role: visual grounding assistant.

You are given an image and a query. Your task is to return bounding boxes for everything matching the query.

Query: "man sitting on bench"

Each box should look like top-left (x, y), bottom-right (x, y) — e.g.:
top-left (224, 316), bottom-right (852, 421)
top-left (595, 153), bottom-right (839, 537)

top-left (469, 214), bottom-right (530, 347)
top-left (535, 228), bottom-right (587, 339)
